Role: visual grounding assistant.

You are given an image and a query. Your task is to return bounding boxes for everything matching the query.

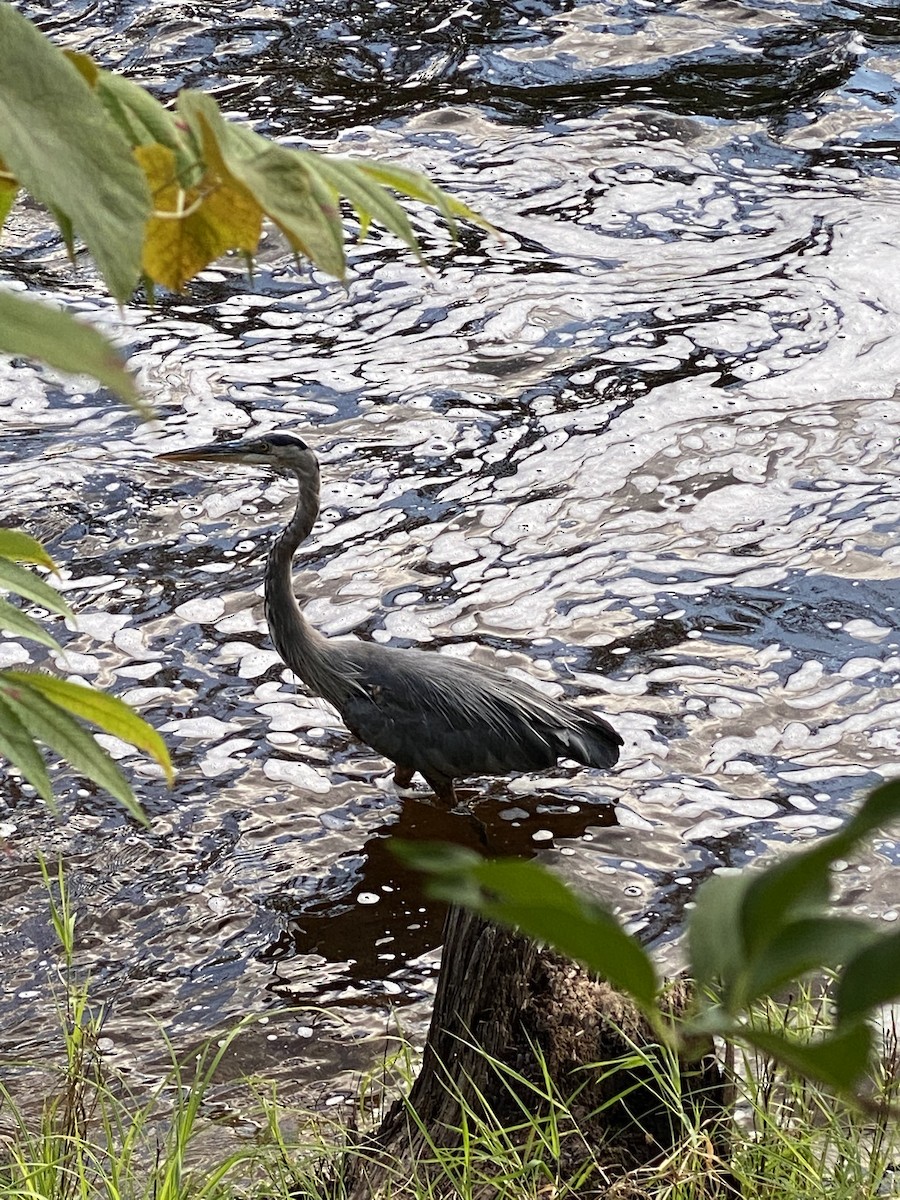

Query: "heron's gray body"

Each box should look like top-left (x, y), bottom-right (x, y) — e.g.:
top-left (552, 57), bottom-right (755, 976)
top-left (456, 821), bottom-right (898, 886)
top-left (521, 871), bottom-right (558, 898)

top-left (160, 433), bottom-right (622, 803)
top-left (279, 635), bottom-right (619, 799)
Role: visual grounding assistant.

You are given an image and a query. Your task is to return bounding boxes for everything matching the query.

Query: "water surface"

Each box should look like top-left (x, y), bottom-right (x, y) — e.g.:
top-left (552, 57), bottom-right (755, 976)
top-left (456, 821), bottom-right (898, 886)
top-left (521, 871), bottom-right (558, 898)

top-left (1, 0), bottom-right (900, 1111)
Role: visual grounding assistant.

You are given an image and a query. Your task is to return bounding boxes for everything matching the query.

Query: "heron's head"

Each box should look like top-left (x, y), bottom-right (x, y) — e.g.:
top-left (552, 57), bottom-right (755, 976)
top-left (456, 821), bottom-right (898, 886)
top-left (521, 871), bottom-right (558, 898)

top-left (157, 433), bottom-right (318, 480)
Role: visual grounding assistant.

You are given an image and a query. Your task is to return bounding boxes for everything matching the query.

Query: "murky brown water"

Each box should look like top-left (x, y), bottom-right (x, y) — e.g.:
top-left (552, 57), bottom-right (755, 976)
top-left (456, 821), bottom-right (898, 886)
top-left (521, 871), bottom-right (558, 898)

top-left (2, 0), bottom-right (900, 1112)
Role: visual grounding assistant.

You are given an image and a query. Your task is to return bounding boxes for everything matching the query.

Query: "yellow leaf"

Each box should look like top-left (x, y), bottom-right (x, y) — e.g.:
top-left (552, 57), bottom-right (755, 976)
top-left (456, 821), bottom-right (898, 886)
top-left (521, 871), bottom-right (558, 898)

top-left (63, 49), bottom-right (99, 88)
top-left (0, 154), bottom-right (18, 233)
top-left (184, 97), bottom-right (346, 279)
top-left (134, 142), bottom-right (262, 292)
top-left (193, 110), bottom-right (268, 208)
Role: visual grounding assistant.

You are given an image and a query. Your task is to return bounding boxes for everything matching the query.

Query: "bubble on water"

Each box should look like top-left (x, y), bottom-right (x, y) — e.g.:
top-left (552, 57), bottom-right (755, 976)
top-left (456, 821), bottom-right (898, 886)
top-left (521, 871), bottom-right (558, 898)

top-left (263, 759), bottom-right (332, 794)
top-left (175, 598), bottom-right (227, 623)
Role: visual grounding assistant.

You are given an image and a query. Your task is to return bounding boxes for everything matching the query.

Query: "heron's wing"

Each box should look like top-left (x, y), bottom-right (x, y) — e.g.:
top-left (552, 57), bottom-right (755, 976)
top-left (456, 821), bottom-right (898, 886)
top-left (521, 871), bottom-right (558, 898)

top-left (337, 645), bottom-right (621, 779)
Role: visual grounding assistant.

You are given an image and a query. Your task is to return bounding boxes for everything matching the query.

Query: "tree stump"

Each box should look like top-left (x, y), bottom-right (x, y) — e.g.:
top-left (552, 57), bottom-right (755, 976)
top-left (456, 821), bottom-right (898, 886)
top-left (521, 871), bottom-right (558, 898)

top-left (340, 906), bottom-right (729, 1198)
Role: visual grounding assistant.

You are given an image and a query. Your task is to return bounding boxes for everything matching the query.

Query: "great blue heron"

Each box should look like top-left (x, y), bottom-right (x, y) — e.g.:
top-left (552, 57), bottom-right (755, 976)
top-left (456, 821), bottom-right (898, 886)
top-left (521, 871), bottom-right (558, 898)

top-left (158, 433), bottom-right (622, 804)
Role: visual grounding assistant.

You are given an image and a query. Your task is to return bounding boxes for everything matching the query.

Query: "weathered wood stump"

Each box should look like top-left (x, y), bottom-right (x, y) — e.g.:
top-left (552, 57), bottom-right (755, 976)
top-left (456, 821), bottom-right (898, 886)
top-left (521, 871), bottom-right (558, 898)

top-left (340, 906), bottom-right (729, 1198)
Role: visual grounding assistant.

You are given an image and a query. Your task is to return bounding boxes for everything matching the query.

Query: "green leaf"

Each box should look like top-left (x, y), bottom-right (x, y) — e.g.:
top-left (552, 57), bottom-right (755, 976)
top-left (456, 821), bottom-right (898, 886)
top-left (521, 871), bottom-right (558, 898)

top-left (742, 1023), bottom-right (873, 1093)
top-left (0, 4), bottom-right (150, 301)
top-left (0, 674), bottom-right (148, 824)
top-left (0, 291), bottom-right (142, 410)
top-left (301, 154), bottom-right (422, 258)
top-left (0, 554), bottom-right (73, 616)
top-left (3, 671), bottom-right (173, 785)
top-left (401, 846), bottom-right (659, 1010)
top-left (740, 781), bottom-right (900, 957)
top-left (739, 846), bottom-right (834, 959)
top-left (178, 91), bottom-right (347, 280)
top-left (393, 840), bottom-right (492, 910)
top-left (0, 529), bottom-right (56, 569)
top-left (682, 1004), bottom-right (736, 1038)
top-left (0, 598), bottom-right (62, 650)
top-left (840, 778), bottom-right (900, 842)
top-left (836, 930), bottom-right (900, 1026)
top-left (739, 916), bottom-right (881, 1007)
top-left (481, 864), bottom-right (660, 1010)
top-left (356, 161), bottom-right (490, 231)
top-left (393, 840), bottom-right (482, 873)
top-left (687, 871), bottom-right (752, 998)
top-left (95, 68), bottom-right (194, 176)
top-left (0, 692), bottom-right (54, 804)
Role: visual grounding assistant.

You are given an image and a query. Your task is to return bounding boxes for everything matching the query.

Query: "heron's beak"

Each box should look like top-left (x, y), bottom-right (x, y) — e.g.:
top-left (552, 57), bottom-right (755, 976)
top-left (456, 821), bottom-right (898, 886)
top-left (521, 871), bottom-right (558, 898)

top-left (157, 440), bottom-right (261, 464)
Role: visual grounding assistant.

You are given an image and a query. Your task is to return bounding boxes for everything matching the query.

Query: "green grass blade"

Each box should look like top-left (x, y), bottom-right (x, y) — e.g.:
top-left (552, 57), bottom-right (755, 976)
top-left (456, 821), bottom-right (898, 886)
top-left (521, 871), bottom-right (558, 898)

top-left (0, 692), bottom-right (54, 803)
top-left (0, 528), bottom-right (57, 569)
top-left (0, 597), bottom-right (62, 649)
top-left (0, 674), bottom-right (148, 823)
top-left (3, 670), bottom-right (173, 785)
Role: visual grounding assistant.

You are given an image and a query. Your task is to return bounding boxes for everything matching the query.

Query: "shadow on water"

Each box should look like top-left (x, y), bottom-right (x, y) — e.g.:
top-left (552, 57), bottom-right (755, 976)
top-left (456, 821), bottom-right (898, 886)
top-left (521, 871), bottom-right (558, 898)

top-left (20, 0), bottom-right (898, 137)
top-left (261, 790), bottom-right (618, 996)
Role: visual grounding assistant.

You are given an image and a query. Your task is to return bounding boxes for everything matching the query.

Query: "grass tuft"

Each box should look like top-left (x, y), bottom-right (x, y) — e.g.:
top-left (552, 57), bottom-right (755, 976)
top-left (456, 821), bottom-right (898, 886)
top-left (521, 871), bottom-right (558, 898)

top-left (3, 868), bottom-right (898, 1200)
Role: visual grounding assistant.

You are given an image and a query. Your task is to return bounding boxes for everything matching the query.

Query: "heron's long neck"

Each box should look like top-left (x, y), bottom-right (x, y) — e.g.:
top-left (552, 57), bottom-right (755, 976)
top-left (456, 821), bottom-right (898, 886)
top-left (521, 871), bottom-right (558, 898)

top-left (264, 469), bottom-right (339, 701)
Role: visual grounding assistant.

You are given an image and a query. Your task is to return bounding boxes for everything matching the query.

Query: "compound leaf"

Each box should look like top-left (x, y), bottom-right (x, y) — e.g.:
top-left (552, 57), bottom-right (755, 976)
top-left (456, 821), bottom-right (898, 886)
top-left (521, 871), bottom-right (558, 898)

top-left (0, 692), bottom-right (53, 804)
top-left (0, 290), bottom-right (141, 409)
top-left (0, 4), bottom-right (150, 301)
top-left (0, 554), bottom-right (73, 616)
top-left (3, 670), bottom-right (172, 785)
top-left (0, 673), bottom-right (147, 824)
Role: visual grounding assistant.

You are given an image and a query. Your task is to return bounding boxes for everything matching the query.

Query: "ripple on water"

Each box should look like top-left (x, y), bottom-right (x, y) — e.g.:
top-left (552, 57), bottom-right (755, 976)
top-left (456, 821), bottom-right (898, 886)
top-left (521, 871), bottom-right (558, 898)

top-left (3, 0), bottom-right (900, 1105)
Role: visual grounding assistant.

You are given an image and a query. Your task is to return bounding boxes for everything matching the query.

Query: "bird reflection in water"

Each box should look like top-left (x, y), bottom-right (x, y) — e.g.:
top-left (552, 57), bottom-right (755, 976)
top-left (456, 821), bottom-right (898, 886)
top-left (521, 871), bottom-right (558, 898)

top-left (259, 788), bottom-right (620, 996)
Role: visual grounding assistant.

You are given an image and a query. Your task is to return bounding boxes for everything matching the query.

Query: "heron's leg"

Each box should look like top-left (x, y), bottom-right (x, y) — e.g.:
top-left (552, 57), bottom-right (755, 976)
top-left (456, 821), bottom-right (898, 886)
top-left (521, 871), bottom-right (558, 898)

top-left (423, 771), bottom-right (457, 806)
top-left (393, 765), bottom-right (415, 789)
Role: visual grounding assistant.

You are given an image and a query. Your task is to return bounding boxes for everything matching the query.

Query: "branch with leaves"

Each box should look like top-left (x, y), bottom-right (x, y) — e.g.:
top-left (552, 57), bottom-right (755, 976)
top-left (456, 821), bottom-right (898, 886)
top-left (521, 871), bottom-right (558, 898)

top-left (0, 1), bottom-right (486, 400)
top-left (0, 530), bottom-right (171, 824)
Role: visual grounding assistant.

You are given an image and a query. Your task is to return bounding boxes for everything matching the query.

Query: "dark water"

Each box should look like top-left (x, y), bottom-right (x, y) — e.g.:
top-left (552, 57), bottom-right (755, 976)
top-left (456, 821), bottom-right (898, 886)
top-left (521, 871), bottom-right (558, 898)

top-left (2, 0), bottom-right (900, 1112)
